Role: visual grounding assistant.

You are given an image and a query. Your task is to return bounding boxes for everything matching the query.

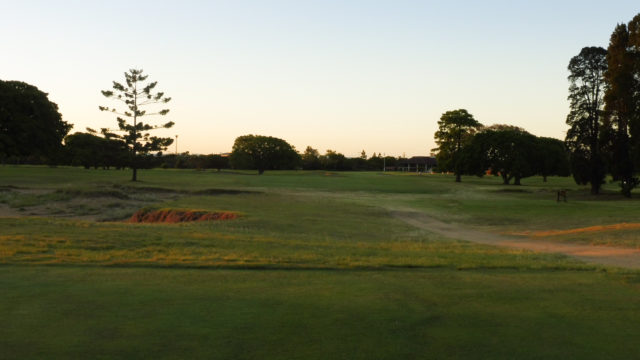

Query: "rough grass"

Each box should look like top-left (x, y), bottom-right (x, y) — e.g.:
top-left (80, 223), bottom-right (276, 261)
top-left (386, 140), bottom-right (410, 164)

top-left (2, 166), bottom-right (640, 359)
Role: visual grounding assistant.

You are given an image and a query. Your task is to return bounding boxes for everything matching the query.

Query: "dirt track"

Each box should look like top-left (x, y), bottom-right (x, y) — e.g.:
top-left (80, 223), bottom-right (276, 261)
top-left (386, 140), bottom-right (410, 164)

top-left (392, 210), bottom-right (640, 269)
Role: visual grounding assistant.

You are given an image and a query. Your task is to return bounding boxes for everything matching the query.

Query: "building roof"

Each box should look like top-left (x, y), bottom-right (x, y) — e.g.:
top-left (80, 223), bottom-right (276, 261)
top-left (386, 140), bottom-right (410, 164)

top-left (398, 156), bottom-right (437, 166)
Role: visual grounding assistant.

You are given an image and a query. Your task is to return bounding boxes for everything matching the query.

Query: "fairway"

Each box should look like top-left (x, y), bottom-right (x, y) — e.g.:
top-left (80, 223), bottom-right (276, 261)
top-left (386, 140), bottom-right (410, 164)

top-left (2, 166), bottom-right (640, 359)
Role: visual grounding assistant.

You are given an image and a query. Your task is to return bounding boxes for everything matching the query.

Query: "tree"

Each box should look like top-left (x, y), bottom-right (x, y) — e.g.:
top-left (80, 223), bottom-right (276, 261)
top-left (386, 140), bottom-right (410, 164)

top-left (464, 127), bottom-right (538, 185)
top-left (565, 47), bottom-right (608, 194)
top-left (604, 16), bottom-right (640, 197)
top-left (230, 135), bottom-right (300, 174)
top-left (99, 69), bottom-right (174, 181)
top-left (535, 137), bottom-right (570, 182)
top-left (64, 132), bottom-right (128, 169)
top-left (433, 109), bottom-right (482, 182)
top-left (0, 80), bottom-right (72, 161)
top-left (320, 150), bottom-right (348, 170)
top-left (301, 146), bottom-right (321, 170)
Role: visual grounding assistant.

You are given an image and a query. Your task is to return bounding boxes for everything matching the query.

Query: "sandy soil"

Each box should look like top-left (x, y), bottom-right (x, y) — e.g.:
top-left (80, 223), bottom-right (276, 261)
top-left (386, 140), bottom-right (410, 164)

top-left (392, 210), bottom-right (640, 269)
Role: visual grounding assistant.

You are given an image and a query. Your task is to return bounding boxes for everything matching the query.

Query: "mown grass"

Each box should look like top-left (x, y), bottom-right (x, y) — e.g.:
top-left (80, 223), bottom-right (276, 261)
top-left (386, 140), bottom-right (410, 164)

top-left (2, 166), bottom-right (640, 359)
top-left (2, 267), bottom-right (640, 360)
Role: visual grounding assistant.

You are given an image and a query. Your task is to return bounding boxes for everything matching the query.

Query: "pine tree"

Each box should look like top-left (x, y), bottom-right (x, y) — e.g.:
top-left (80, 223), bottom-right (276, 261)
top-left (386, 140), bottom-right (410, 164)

top-left (99, 69), bottom-right (174, 181)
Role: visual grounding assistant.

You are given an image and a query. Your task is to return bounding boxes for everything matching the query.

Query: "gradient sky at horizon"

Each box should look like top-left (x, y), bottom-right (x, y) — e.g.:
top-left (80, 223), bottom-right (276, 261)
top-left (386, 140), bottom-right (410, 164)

top-left (1, 1), bottom-right (639, 157)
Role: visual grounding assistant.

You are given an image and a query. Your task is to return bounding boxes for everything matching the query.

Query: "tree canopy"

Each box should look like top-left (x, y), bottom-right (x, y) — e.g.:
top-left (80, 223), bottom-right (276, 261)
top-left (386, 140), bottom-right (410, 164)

top-left (0, 80), bottom-right (72, 160)
top-left (230, 135), bottom-right (300, 174)
top-left (464, 128), bottom-right (538, 185)
top-left (433, 109), bottom-right (482, 182)
top-left (64, 132), bottom-right (128, 169)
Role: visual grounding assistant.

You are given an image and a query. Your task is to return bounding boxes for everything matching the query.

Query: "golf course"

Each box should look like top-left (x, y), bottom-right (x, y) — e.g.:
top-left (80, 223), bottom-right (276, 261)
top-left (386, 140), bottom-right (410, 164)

top-left (2, 166), bottom-right (640, 359)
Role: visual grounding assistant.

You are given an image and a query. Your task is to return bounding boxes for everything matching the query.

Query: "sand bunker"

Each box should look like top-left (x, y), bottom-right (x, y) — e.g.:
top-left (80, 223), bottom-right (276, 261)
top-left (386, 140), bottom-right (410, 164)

top-left (511, 223), bottom-right (640, 237)
top-left (129, 208), bottom-right (239, 223)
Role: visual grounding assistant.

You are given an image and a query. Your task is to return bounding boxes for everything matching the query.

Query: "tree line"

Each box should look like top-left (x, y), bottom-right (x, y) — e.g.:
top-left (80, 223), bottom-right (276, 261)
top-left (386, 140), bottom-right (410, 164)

top-left (432, 109), bottom-right (569, 185)
top-left (228, 134), bottom-right (405, 173)
top-left (565, 13), bottom-right (640, 197)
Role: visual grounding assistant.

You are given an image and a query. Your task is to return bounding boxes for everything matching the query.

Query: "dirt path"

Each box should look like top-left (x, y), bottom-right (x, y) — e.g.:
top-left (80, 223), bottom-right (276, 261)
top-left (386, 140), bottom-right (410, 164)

top-left (392, 210), bottom-right (640, 269)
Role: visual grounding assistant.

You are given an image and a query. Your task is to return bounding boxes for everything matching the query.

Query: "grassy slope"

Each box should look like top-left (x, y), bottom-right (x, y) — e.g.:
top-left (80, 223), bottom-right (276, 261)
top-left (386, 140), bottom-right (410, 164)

top-left (1, 166), bottom-right (640, 359)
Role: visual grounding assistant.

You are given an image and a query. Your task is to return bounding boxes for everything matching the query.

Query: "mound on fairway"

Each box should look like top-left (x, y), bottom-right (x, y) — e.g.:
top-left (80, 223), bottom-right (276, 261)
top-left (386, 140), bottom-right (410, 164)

top-left (129, 208), bottom-right (239, 223)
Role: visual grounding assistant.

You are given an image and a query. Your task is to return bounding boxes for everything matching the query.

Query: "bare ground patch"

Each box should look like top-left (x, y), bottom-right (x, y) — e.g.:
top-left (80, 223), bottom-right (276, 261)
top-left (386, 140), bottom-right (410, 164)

top-left (128, 208), bottom-right (239, 223)
top-left (391, 210), bottom-right (640, 269)
top-left (508, 223), bottom-right (640, 237)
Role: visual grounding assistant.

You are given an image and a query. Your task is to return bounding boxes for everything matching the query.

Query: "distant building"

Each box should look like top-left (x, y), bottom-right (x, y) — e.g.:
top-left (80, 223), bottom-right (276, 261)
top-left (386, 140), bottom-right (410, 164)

top-left (397, 156), bottom-right (437, 173)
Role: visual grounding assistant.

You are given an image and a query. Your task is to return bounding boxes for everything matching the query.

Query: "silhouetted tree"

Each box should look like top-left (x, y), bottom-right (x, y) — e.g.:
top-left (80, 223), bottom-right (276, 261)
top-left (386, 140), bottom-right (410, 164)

top-left (604, 17), bottom-right (640, 197)
top-left (321, 150), bottom-right (348, 170)
top-left (433, 109), bottom-right (482, 182)
top-left (64, 132), bottom-right (128, 169)
top-left (99, 69), bottom-right (174, 181)
top-left (0, 80), bottom-right (72, 162)
top-left (565, 47), bottom-right (608, 194)
top-left (301, 146), bottom-right (322, 170)
top-left (230, 135), bottom-right (300, 174)
top-left (464, 127), bottom-right (538, 185)
top-left (535, 137), bottom-right (570, 182)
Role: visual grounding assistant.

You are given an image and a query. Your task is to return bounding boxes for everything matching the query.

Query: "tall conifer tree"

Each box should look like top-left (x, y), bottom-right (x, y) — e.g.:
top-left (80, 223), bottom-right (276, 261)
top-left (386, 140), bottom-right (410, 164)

top-left (99, 69), bottom-right (174, 181)
top-left (565, 47), bottom-right (608, 194)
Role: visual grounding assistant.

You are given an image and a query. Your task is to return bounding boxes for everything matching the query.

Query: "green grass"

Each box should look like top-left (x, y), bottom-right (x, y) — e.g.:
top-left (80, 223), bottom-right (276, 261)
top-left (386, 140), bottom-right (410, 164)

top-left (2, 166), bottom-right (640, 359)
top-left (2, 267), bottom-right (640, 360)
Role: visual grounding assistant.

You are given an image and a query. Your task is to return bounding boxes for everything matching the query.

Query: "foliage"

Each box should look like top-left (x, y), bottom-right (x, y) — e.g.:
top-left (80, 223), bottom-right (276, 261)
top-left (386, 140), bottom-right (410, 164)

top-left (301, 146), bottom-right (322, 170)
top-left (535, 137), bottom-right (571, 181)
top-left (604, 17), bottom-right (640, 197)
top-left (64, 132), bottom-right (128, 169)
top-left (99, 69), bottom-right (174, 181)
top-left (0, 80), bottom-right (72, 160)
top-left (565, 47), bottom-right (608, 194)
top-left (433, 109), bottom-right (482, 182)
top-left (230, 135), bottom-right (300, 174)
top-left (320, 149), bottom-right (349, 170)
top-left (463, 127), bottom-right (539, 185)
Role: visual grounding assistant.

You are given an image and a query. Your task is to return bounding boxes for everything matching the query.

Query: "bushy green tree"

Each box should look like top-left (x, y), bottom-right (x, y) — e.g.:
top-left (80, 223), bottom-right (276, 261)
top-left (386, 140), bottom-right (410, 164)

top-left (230, 135), bottom-right (300, 174)
top-left (301, 146), bottom-right (322, 170)
top-left (0, 80), bottom-right (72, 161)
top-left (464, 127), bottom-right (538, 185)
top-left (433, 109), bottom-right (482, 182)
top-left (64, 132), bottom-right (127, 169)
top-left (320, 150), bottom-right (348, 171)
top-left (99, 69), bottom-right (174, 181)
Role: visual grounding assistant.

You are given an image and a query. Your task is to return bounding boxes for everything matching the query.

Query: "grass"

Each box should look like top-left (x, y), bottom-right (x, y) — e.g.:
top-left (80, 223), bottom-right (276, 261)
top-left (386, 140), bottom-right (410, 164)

top-left (2, 166), bottom-right (640, 359)
top-left (2, 267), bottom-right (640, 360)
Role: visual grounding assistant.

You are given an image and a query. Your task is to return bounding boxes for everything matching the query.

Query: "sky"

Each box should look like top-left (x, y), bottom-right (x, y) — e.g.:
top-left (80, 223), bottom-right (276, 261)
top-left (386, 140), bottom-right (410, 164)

top-left (1, 1), bottom-right (639, 157)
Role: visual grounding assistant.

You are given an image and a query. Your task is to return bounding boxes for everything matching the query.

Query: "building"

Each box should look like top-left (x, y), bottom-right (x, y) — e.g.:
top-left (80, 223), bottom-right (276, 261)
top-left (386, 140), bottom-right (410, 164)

top-left (396, 156), bottom-right (437, 173)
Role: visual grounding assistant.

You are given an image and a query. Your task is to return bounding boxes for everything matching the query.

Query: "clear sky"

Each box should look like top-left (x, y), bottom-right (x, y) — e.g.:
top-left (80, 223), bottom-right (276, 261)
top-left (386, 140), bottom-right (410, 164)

top-left (1, 1), bottom-right (639, 157)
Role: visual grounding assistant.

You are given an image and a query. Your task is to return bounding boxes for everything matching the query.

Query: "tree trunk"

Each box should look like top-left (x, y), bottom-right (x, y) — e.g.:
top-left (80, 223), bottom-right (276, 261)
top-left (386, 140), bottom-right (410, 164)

top-left (455, 172), bottom-right (461, 182)
top-left (514, 176), bottom-right (521, 185)
top-left (543, 175), bottom-right (547, 182)
top-left (501, 173), bottom-right (510, 185)
top-left (132, 167), bottom-right (137, 182)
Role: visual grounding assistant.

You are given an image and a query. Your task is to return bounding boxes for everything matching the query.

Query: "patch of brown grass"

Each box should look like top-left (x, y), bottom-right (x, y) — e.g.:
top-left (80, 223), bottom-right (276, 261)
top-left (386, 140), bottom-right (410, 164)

top-left (510, 223), bottom-right (640, 237)
top-left (128, 208), bottom-right (239, 224)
